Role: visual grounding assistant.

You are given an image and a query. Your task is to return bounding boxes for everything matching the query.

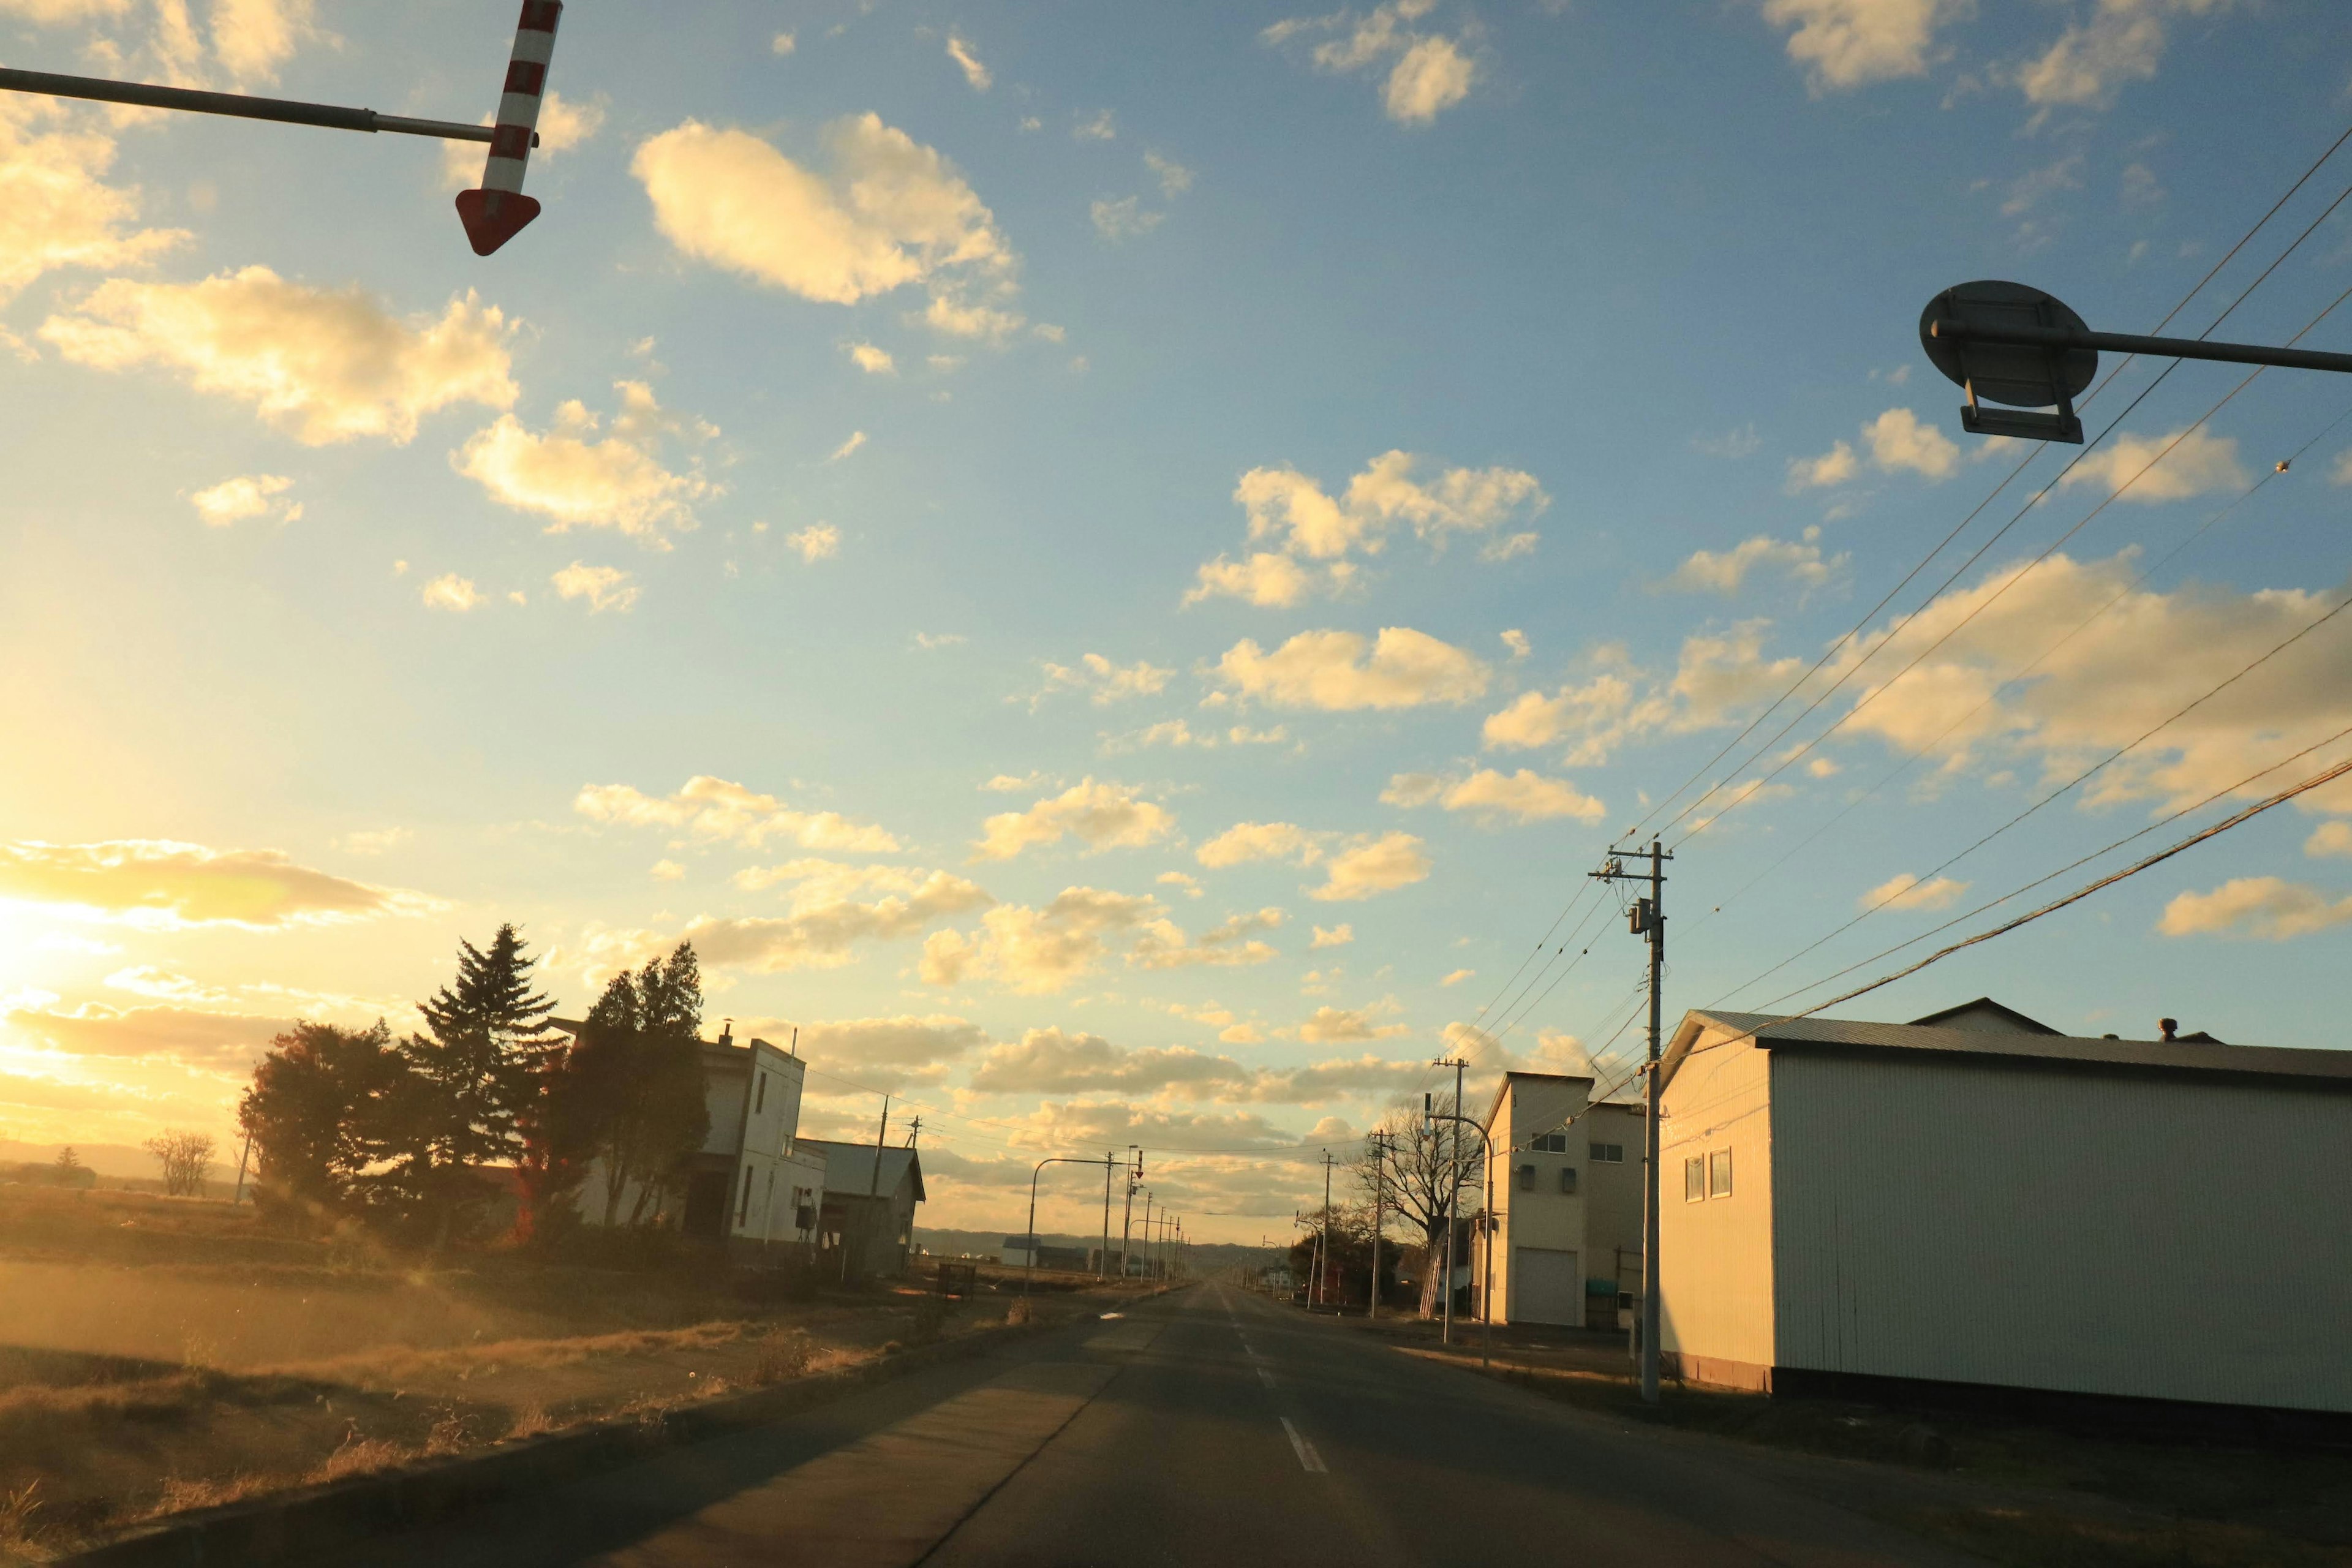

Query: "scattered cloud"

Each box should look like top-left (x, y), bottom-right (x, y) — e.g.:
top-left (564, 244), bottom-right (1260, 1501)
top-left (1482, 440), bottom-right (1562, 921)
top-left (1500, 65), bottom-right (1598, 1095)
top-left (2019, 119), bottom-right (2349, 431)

top-left (440, 91), bottom-right (603, 187)
top-left (1384, 768), bottom-right (1607, 826)
top-left (1310, 832), bottom-right (1430, 902)
top-left (1157, 870), bottom-right (1204, 898)
top-left (845, 342), bottom-right (895, 374)
top-left (914, 631), bottom-right (967, 650)
top-left (946, 33), bottom-right (991, 90)
top-left (1129, 907), bottom-right (1284, 971)
top-left (787, 522), bottom-right (842, 563)
top-left (42, 268), bottom-right (515, 445)
top-left (1091, 196), bottom-right (1164, 241)
top-left (1311, 923), bottom-right (1354, 948)
top-left (455, 380), bottom-right (715, 545)
top-left (1145, 152), bottom-right (1194, 196)
top-left (632, 115), bottom-right (1020, 339)
top-left (1441, 968), bottom-right (1474, 986)
top-left (1212, 627), bottom-right (1490, 710)
top-left (921, 886), bottom-right (1160, 993)
top-left (1296, 1001), bottom-right (1409, 1043)
top-left (2016, 0), bottom-right (2225, 115)
top-left (828, 430), bottom-right (867, 462)
top-left (1863, 407), bottom-right (1961, 479)
top-left (420, 573), bottom-right (481, 612)
top-left (1501, 629), bottom-right (1531, 661)
top-left (1073, 110), bottom-right (1117, 141)
top-left (650, 859), bottom-right (685, 880)
top-left (1665, 534), bottom-right (1844, 595)
top-left (2158, 876), bottom-right (2352, 941)
top-left (1197, 822), bottom-right (1325, 870)
top-left (2056, 426), bottom-right (2245, 503)
top-left (1760, 0), bottom-right (1969, 92)
top-left (973, 778), bottom-right (1175, 861)
top-left (2307, 822), bottom-right (2352, 859)
top-left (1264, 1), bottom-right (1479, 124)
top-left (1785, 440), bottom-right (1858, 492)
top-left (1028, 652), bottom-right (1174, 709)
top-left (1187, 452), bottom-right (1547, 606)
top-left (1481, 627), bottom-right (1800, 767)
top-left (551, 562), bottom-right (640, 613)
top-left (0, 96), bottom-right (187, 305)
top-left (189, 473), bottom-right (298, 527)
top-left (1693, 423), bottom-right (1762, 459)
top-left (575, 775), bottom-right (901, 853)
top-left (0, 840), bottom-right (428, 930)
top-left (772, 30), bottom-right (795, 54)
top-left (1859, 872), bottom-right (1969, 912)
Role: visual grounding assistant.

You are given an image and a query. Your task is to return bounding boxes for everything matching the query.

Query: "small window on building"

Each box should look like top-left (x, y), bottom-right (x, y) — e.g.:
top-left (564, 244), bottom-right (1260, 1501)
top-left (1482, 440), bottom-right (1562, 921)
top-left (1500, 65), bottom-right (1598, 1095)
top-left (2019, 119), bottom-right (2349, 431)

top-left (1558, 1166), bottom-right (1577, 1194)
top-left (755, 1072), bottom-right (767, 1114)
top-left (1517, 1163), bottom-right (1536, 1191)
top-left (1708, 1147), bottom-right (1733, 1198)
top-left (1684, 1157), bottom-right (1705, 1202)
top-left (1531, 1131), bottom-right (1568, 1153)
top-left (1591, 1142), bottom-right (1624, 1163)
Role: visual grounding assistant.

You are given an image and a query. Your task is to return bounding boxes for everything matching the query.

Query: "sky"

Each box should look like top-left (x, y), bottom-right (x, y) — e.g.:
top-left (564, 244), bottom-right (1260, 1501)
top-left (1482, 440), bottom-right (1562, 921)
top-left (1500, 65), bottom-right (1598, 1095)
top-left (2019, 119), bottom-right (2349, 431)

top-left (6, 0), bottom-right (2352, 1242)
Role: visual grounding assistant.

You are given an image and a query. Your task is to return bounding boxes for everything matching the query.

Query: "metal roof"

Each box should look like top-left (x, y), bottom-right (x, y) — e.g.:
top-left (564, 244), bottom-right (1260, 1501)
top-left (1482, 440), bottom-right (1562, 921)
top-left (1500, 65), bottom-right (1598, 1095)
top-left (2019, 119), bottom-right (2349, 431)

top-left (799, 1139), bottom-right (927, 1202)
top-left (1666, 1008), bottom-right (2352, 1090)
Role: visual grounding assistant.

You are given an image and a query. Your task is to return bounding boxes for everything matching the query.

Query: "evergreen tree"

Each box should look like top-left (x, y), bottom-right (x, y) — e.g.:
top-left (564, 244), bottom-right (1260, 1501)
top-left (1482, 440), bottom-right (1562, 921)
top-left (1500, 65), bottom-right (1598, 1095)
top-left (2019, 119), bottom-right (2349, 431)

top-left (398, 924), bottom-right (560, 1244)
top-left (548, 944), bottom-right (710, 1229)
top-left (238, 1021), bottom-right (406, 1231)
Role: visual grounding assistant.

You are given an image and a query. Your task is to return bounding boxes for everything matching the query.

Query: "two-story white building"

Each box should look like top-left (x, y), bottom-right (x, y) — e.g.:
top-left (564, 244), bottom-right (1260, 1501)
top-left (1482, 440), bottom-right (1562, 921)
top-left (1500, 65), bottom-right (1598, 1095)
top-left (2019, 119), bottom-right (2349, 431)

top-left (1476, 1071), bottom-right (1645, 1329)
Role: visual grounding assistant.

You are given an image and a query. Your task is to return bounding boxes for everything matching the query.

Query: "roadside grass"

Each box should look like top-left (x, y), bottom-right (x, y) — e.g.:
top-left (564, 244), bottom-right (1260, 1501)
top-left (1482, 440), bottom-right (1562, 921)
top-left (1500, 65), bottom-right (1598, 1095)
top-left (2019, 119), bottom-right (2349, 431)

top-left (1354, 1315), bottom-right (2352, 1568)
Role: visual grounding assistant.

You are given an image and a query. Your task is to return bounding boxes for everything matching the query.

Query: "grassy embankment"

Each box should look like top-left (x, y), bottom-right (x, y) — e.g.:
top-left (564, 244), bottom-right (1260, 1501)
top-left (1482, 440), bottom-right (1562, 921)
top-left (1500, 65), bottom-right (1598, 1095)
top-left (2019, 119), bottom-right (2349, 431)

top-left (0, 1185), bottom-right (1113, 1561)
top-left (1324, 1305), bottom-right (2352, 1568)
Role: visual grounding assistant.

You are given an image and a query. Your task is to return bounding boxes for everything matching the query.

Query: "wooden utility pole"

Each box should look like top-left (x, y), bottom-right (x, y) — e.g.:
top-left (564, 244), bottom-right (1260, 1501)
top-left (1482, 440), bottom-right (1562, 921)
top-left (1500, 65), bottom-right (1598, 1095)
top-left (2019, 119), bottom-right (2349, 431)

top-left (1367, 1132), bottom-right (1384, 1319)
top-left (1594, 838), bottom-right (1671, 1404)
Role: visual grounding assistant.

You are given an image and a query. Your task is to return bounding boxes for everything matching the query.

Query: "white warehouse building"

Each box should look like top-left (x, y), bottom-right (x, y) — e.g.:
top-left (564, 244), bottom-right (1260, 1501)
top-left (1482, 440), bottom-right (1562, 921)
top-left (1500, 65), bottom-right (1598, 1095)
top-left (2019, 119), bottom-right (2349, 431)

top-left (1657, 998), bottom-right (2352, 1413)
top-left (1476, 1071), bottom-right (1644, 1329)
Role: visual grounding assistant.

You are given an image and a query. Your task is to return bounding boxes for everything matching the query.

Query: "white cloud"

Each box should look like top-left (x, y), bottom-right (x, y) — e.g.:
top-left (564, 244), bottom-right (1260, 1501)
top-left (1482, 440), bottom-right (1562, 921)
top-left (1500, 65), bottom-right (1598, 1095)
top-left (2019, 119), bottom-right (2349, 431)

top-left (1785, 439), bottom-right (1858, 492)
top-left (456, 381), bottom-right (714, 545)
top-left (0, 97), bottom-right (186, 304)
top-left (1183, 552), bottom-right (1346, 610)
top-left (1091, 196), bottom-right (1164, 241)
top-left (1858, 872), bottom-right (1969, 911)
top-left (1310, 832), bottom-right (1430, 902)
top-left (1197, 821), bottom-right (1325, 870)
top-left (846, 342), bottom-right (895, 374)
top-left (1441, 968), bottom-right (1474, 986)
top-left (2308, 822), bottom-right (2352, 859)
top-left (1761, 0), bottom-right (1967, 92)
top-left (0, 839), bottom-right (428, 930)
top-left (788, 522), bottom-right (842, 563)
top-left (1145, 152), bottom-right (1194, 197)
top-left (1073, 110), bottom-right (1117, 141)
top-left (1386, 768), bottom-right (1607, 826)
top-left (551, 562), bottom-right (640, 613)
top-left (921, 886), bottom-right (1161, 993)
top-left (575, 775), bottom-right (901, 853)
top-left (1213, 627), bottom-right (1490, 710)
top-left (1501, 629), bottom-right (1531, 661)
top-left (982, 772), bottom-right (1047, 793)
top-left (335, 828), bottom-right (407, 856)
top-left (914, 631), bottom-right (967, 650)
top-left (631, 116), bottom-right (1018, 337)
top-left (946, 34), bottom-right (991, 90)
top-left (1129, 907), bottom-right (1284, 971)
top-left (921, 292), bottom-right (1025, 341)
top-left (1029, 652), bottom-right (1174, 708)
top-left (1863, 407), bottom-right (1961, 479)
top-left (1297, 1001), bottom-right (1410, 1043)
top-left (1480, 629), bottom-right (1800, 767)
top-left (1157, 870), bottom-right (1204, 898)
top-left (1666, 535), bottom-right (1843, 595)
top-left (2158, 877), bottom-right (2352, 941)
top-left (669, 870), bottom-right (994, 974)
top-left (2016, 0), bottom-right (2225, 113)
top-left (42, 268), bottom-right (515, 445)
top-left (828, 430), bottom-right (867, 462)
top-left (1267, 1), bottom-right (1479, 124)
top-left (650, 859), bottom-right (685, 881)
top-left (420, 573), bottom-right (481, 612)
top-left (2056, 426), bottom-right (2246, 503)
top-left (209, 0), bottom-right (320, 82)
top-left (189, 473), bottom-right (298, 527)
top-left (1311, 923), bottom-right (1354, 948)
top-left (973, 778), bottom-right (1175, 861)
top-left (772, 31), bottom-right (796, 54)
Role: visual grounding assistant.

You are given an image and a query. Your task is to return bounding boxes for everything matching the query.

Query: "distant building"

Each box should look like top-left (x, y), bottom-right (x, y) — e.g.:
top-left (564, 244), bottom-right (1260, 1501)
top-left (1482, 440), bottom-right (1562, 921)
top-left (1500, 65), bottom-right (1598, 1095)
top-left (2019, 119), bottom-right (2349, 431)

top-left (1657, 999), bottom-right (2352, 1413)
top-left (1474, 1071), bottom-right (1643, 1329)
top-left (801, 1139), bottom-right (924, 1280)
top-left (557, 1023), bottom-right (827, 1257)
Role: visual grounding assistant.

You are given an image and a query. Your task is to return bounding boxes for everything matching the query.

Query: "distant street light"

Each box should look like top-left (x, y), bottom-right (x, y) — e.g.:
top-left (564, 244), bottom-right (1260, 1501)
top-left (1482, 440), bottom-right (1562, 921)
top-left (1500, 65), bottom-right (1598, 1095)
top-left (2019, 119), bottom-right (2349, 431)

top-left (1920, 279), bottom-right (2352, 445)
top-left (0, 1), bottom-right (564, 256)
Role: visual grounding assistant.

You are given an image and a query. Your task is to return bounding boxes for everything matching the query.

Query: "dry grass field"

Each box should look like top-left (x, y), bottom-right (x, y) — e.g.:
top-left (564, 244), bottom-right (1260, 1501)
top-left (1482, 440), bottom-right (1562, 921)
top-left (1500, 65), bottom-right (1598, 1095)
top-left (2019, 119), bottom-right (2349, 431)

top-left (0, 1185), bottom-right (1090, 1559)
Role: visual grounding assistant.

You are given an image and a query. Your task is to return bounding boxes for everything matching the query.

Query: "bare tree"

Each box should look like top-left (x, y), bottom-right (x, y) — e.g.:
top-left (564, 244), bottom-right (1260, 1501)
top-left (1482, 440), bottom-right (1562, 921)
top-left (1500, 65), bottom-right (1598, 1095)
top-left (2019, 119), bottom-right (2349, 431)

top-left (1351, 1099), bottom-right (1473, 1319)
top-left (144, 1131), bottom-right (217, 1197)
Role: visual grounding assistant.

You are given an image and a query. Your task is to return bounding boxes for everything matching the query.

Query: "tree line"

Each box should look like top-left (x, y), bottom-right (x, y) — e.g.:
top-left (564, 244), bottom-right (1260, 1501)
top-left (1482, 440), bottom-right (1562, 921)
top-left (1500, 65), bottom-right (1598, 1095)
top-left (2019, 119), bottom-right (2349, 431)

top-left (1287, 1102), bottom-right (1469, 1319)
top-left (236, 926), bottom-right (715, 1246)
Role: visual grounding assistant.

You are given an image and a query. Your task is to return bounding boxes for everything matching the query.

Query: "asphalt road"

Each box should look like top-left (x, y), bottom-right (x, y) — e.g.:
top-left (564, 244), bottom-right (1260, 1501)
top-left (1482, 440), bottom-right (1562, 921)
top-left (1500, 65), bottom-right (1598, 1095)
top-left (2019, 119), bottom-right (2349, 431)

top-left (337, 1284), bottom-right (1986, 1567)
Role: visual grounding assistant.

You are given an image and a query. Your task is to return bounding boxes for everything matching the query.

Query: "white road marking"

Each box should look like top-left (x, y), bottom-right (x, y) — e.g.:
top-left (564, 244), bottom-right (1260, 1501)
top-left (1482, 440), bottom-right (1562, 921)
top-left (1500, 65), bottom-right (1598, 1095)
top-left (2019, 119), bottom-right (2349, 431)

top-left (1280, 1417), bottom-right (1328, 1474)
top-left (1256, 1365), bottom-right (1276, 1389)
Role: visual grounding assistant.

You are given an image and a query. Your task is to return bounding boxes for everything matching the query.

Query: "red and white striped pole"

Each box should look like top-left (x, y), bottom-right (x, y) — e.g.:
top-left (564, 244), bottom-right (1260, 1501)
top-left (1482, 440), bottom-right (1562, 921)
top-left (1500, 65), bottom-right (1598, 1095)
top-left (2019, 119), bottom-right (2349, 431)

top-left (455, 1), bottom-right (561, 257)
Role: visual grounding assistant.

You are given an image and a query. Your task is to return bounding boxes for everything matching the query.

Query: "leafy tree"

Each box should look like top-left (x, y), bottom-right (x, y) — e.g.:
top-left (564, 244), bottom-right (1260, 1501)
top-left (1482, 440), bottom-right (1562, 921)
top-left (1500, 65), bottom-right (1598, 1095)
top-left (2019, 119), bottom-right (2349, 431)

top-left (1353, 1099), bottom-right (1472, 1319)
top-left (238, 1021), bottom-right (405, 1231)
top-left (397, 924), bottom-right (561, 1245)
top-left (548, 944), bottom-right (710, 1229)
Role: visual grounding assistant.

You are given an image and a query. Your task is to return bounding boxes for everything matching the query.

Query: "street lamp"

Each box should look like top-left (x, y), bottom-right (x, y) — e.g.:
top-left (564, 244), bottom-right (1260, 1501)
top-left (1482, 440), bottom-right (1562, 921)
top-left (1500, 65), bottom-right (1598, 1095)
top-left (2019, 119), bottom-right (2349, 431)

top-left (1920, 279), bottom-right (2352, 445)
top-left (1023, 1155), bottom-right (1114, 1297)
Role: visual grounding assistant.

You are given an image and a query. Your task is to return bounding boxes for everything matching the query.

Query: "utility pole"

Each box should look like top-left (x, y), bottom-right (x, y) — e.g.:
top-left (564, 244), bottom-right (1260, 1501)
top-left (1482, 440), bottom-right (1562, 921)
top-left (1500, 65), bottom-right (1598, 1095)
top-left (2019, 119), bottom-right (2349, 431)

top-left (1100, 1150), bottom-right (1114, 1280)
top-left (1141, 1190), bottom-right (1155, 1280)
top-left (1314, 1149), bottom-right (1334, 1309)
top-left (869, 1095), bottom-right (890, 1196)
top-left (1593, 836), bottom-right (1671, 1404)
top-left (1428, 1060), bottom-right (1467, 1344)
top-left (1121, 1148), bottom-right (1140, 1281)
top-left (1367, 1131), bottom-right (1384, 1320)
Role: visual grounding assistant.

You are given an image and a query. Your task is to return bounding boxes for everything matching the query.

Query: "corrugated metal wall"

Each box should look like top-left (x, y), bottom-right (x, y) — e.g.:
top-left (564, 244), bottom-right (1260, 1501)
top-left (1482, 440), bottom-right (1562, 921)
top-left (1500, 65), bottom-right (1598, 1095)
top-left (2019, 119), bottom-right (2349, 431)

top-left (1771, 1050), bottom-right (2352, 1412)
top-left (1658, 1028), bottom-right (1777, 1369)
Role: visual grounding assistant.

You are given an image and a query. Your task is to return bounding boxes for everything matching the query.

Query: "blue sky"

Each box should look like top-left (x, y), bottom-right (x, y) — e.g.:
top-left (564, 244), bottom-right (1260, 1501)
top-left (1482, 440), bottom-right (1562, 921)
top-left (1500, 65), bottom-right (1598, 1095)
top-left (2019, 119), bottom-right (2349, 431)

top-left (6, 0), bottom-right (2352, 1236)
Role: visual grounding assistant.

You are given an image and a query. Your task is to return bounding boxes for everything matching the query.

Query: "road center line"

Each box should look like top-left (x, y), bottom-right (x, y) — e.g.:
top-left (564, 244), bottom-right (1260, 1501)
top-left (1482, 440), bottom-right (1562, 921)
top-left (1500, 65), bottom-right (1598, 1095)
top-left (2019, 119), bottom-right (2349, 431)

top-left (1279, 1416), bottom-right (1328, 1474)
top-left (1256, 1364), bottom-right (1276, 1389)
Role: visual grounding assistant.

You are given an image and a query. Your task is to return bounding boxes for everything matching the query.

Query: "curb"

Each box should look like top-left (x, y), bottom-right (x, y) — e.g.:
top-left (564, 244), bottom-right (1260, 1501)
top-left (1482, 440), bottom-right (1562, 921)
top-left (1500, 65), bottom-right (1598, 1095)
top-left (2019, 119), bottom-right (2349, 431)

top-left (59, 1317), bottom-right (1060, 1568)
